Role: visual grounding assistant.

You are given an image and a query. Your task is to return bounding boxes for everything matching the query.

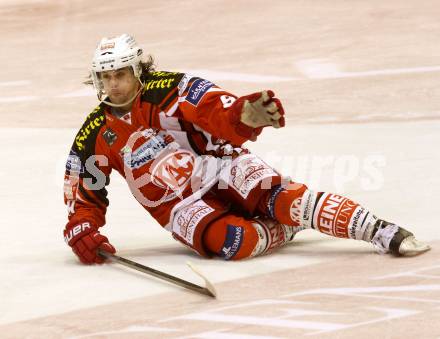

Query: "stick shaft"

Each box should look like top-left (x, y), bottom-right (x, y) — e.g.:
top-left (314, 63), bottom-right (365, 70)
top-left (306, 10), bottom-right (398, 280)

top-left (98, 249), bottom-right (215, 297)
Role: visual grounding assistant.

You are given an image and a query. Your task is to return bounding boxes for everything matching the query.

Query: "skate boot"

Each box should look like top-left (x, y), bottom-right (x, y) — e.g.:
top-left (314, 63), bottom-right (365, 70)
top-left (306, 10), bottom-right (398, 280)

top-left (370, 219), bottom-right (431, 257)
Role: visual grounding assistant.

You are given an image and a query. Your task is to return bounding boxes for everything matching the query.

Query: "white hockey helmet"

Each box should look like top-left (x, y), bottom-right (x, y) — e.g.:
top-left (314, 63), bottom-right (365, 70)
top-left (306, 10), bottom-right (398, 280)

top-left (91, 34), bottom-right (143, 101)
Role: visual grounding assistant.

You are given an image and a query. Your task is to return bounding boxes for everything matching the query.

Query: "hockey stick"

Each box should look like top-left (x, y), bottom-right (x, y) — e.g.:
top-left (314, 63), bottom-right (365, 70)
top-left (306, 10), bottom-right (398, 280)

top-left (98, 249), bottom-right (217, 298)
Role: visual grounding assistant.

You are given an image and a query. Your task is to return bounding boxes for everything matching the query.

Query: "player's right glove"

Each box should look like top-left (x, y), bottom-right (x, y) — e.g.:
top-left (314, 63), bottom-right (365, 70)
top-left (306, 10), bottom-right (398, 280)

top-left (63, 221), bottom-right (116, 264)
top-left (230, 90), bottom-right (285, 141)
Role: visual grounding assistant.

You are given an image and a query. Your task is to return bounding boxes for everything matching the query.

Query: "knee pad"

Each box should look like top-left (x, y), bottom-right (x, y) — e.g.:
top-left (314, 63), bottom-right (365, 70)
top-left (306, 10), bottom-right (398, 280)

top-left (203, 214), bottom-right (296, 260)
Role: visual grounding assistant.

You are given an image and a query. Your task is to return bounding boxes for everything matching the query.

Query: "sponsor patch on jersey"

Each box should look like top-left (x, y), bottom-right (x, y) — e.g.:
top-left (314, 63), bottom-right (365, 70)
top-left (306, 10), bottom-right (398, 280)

top-left (66, 150), bottom-right (83, 173)
top-left (143, 78), bottom-right (176, 92)
top-left (102, 127), bottom-right (117, 146)
top-left (220, 225), bottom-right (244, 260)
top-left (143, 71), bottom-right (180, 93)
top-left (75, 107), bottom-right (105, 151)
top-left (121, 134), bottom-right (169, 169)
top-left (186, 78), bottom-right (214, 106)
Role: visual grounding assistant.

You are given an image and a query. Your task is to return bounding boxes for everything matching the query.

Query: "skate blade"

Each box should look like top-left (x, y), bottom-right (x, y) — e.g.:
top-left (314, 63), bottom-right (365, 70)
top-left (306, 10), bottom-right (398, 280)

top-left (399, 236), bottom-right (431, 257)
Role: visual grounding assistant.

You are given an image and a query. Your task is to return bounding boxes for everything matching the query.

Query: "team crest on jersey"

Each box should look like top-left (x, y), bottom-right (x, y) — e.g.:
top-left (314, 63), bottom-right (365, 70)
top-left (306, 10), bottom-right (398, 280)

top-left (150, 149), bottom-right (195, 201)
top-left (102, 127), bottom-right (117, 146)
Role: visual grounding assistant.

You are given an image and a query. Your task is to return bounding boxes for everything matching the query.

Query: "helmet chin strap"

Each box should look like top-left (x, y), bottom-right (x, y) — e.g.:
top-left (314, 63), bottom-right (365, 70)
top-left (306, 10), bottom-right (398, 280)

top-left (99, 78), bottom-right (144, 108)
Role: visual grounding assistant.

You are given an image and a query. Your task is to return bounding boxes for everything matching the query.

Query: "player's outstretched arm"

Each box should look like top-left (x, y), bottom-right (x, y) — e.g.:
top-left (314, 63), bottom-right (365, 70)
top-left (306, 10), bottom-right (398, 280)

top-left (179, 79), bottom-right (286, 144)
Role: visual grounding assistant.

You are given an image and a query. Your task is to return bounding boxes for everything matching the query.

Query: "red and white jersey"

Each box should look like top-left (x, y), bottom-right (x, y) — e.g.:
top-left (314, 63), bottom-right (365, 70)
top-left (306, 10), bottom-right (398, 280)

top-left (63, 71), bottom-right (250, 233)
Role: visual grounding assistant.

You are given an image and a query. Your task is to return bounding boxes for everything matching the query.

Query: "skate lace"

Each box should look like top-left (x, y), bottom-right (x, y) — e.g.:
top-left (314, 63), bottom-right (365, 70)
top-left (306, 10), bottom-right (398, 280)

top-left (371, 223), bottom-right (399, 254)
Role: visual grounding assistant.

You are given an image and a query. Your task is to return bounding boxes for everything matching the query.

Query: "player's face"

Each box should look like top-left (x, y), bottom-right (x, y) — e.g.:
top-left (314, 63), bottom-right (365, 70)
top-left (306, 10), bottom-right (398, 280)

top-left (100, 67), bottom-right (140, 106)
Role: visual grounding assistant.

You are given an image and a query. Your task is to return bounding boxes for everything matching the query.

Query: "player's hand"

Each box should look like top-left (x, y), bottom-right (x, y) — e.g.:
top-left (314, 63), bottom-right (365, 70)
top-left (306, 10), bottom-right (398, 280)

top-left (230, 90), bottom-right (285, 140)
top-left (64, 221), bottom-right (116, 264)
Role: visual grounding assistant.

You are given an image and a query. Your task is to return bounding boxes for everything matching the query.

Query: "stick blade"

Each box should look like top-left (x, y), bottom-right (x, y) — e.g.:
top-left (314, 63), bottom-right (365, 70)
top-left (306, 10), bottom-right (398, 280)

top-left (186, 261), bottom-right (217, 298)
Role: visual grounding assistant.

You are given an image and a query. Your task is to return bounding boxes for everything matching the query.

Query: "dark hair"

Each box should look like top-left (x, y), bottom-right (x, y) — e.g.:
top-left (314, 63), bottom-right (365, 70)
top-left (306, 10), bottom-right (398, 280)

top-left (83, 55), bottom-right (156, 86)
top-left (140, 55), bottom-right (156, 75)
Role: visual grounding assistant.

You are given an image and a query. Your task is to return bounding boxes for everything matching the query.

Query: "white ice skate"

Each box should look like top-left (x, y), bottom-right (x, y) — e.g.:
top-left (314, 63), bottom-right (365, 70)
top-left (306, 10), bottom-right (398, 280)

top-left (371, 220), bottom-right (431, 257)
top-left (397, 235), bottom-right (431, 256)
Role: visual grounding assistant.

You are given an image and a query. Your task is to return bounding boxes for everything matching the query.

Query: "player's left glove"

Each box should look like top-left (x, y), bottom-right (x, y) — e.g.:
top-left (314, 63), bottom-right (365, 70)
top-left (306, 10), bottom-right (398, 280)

top-left (230, 90), bottom-right (285, 141)
top-left (64, 221), bottom-right (116, 264)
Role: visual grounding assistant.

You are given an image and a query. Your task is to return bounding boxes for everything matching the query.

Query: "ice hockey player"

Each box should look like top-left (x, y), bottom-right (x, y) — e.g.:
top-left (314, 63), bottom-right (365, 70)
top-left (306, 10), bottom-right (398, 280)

top-left (63, 34), bottom-right (430, 264)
